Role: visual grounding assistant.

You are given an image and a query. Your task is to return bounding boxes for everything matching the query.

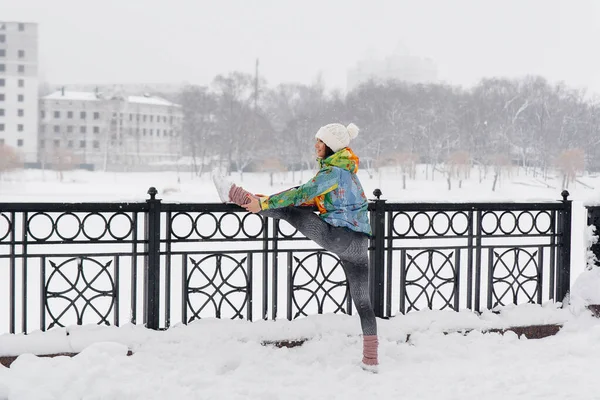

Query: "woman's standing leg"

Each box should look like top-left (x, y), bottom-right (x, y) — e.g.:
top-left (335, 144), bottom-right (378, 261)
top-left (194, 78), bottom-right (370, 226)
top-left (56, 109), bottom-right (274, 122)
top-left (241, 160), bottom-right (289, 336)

top-left (338, 235), bottom-right (378, 367)
top-left (263, 208), bottom-right (379, 366)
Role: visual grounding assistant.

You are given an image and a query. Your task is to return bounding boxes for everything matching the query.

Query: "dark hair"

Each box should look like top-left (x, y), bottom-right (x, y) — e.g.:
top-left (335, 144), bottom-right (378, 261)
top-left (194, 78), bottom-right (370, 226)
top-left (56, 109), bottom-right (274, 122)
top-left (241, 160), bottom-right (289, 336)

top-left (324, 145), bottom-right (335, 158)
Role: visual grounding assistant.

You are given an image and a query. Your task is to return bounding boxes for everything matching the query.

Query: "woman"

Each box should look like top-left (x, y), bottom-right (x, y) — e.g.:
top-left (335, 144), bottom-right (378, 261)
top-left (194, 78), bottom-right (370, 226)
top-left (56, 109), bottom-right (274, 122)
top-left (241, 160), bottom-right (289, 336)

top-left (213, 123), bottom-right (378, 370)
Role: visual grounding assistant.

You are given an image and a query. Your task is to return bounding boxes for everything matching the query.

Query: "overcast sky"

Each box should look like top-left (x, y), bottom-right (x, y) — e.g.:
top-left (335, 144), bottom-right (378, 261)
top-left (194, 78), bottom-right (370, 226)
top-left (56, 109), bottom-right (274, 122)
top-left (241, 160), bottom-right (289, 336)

top-left (4, 0), bottom-right (600, 93)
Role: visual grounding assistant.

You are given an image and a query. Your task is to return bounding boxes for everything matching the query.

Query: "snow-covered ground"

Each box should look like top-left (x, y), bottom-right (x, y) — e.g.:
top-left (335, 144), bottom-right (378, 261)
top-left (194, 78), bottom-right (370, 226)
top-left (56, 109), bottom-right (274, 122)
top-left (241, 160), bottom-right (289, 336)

top-left (1, 304), bottom-right (600, 399)
top-left (1, 165), bottom-right (600, 399)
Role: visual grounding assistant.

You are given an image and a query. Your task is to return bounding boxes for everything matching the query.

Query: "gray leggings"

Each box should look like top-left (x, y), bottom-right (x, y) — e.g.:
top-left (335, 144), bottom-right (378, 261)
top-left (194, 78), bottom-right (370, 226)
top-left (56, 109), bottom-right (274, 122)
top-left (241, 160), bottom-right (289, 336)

top-left (260, 207), bottom-right (377, 336)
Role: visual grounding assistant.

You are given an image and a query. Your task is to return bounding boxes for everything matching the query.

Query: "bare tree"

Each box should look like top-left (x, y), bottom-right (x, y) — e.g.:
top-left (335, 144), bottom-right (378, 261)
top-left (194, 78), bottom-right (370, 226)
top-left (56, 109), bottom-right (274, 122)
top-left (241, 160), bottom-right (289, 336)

top-left (556, 148), bottom-right (585, 189)
top-left (0, 145), bottom-right (22, 180)
top-left (179, 85), bottom-right (218, 176)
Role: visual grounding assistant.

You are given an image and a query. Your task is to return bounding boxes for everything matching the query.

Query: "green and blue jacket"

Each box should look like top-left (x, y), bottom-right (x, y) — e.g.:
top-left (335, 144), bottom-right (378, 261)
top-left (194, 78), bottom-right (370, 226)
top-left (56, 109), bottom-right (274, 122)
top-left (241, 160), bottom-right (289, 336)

top-left (259, 148), bottom-right (371, 235)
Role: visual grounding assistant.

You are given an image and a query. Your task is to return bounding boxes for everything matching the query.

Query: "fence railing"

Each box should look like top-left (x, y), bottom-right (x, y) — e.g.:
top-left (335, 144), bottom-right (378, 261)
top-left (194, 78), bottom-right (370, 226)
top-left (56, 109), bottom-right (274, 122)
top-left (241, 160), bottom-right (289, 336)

top-left (0, 188), bottom-right (572, 334)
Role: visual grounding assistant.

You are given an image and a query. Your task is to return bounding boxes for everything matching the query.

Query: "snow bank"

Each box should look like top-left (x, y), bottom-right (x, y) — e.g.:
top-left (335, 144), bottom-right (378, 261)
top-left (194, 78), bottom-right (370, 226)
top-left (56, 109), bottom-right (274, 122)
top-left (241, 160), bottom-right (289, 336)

top-left (0, 302), bottom-right (589, 358)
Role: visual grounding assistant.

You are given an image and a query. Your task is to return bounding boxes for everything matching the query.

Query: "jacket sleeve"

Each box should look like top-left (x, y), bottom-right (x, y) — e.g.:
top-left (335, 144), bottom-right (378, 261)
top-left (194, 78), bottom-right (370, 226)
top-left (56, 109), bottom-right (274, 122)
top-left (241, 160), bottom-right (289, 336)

top-left (260, 167), bottom-right (339, 210)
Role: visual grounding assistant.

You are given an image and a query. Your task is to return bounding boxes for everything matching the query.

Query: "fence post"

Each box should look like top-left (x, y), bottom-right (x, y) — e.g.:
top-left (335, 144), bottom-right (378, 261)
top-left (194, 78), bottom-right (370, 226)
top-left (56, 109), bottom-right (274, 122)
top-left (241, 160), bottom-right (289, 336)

top-left (144, 187), bottom-right (162, 330)
top-left (369, 189), bottom-right (386, 318)
top-left (556, 190), bottom-right (572, 303)
top-left (586, 204), bottom-right (600, 269)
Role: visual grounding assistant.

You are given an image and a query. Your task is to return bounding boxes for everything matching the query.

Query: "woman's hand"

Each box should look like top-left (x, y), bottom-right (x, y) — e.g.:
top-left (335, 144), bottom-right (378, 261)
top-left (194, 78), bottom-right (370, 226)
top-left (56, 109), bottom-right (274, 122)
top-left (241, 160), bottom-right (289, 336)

top-left (242, 197), bottom-right (262, 213)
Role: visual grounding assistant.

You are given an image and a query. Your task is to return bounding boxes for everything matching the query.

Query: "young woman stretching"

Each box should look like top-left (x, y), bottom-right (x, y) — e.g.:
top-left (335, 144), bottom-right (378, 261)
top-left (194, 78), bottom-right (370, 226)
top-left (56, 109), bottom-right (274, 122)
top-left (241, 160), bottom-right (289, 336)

top-left (213, 123), bottom-right (378, 369)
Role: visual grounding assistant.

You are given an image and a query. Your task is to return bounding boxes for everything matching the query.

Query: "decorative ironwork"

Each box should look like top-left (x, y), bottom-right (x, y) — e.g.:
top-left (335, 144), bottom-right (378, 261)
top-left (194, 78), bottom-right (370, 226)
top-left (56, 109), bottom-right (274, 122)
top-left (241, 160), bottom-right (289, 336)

top-left (402, 249), bottom-right (458, 312)
top-left (45, 257), bottom-right (117, 329)
top-left (25, 211), bottom-right (135, 242)
top-left (288, 251), bottom-right (350, 320)
top-left (391, 211), bottom-right (471, 237)
top-left (0, 213), bottom-right (11, 241)
top-left (489, 247), bottom-right (540, 308)
top-left (186, 254), bottom-right (251, 321)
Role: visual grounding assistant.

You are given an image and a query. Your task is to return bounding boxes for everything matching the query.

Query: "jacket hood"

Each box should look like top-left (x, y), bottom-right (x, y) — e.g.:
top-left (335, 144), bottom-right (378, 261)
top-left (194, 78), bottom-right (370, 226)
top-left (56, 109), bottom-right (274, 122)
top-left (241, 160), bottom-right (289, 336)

top-left (319, 148), bottom-right (359, 173)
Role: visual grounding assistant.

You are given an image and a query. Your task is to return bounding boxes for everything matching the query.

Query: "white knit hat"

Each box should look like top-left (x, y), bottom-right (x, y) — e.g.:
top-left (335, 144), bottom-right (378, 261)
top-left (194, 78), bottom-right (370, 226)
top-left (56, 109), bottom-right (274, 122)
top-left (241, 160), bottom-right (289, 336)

top-left (315, 123), bottom-right (359, 152)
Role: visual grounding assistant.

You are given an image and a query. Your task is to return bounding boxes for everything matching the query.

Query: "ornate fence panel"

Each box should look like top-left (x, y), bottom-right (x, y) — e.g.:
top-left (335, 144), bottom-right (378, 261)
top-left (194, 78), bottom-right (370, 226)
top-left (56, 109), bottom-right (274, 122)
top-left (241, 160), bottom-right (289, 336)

top-left (0, 202), bottom-right (148, 334)
top-left (0, 188), bottom-right (572, 334)
top-left (160, 199), bottom-right (351, 330)
top-left (368, 190), bottom-right (572, 318)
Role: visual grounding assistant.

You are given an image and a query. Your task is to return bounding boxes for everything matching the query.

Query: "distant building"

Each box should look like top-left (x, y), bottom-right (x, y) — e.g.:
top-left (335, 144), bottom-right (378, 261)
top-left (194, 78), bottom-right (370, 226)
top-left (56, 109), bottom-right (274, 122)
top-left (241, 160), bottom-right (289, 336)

top-left (48, 83), bottom-right (185, 97)
top-left (0, 21), bottom-right (39, 163)
top-left (347, 54), bottom-right (438, 91)
top-left (39, 89), bottom-right (183, 170)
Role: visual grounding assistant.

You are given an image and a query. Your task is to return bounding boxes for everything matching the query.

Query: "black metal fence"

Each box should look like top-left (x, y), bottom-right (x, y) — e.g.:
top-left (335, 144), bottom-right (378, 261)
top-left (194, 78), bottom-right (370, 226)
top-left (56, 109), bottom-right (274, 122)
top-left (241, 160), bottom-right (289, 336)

top-left (0, 188), bottom-right (572, 334)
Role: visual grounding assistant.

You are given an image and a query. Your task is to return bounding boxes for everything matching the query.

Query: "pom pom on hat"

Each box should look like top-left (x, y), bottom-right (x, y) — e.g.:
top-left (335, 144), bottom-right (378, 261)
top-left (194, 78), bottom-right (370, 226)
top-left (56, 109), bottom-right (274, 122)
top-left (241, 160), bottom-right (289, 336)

top-left (315, 123), bottom-right (360, 152)
top-left (346, 123), bottom-right (359, 140)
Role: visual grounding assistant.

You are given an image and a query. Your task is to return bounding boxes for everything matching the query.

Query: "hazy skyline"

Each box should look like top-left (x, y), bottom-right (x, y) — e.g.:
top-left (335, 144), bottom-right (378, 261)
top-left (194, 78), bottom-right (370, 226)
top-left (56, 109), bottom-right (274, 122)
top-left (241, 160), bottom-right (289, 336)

top-left (4, 0), bottom-right (600, 93)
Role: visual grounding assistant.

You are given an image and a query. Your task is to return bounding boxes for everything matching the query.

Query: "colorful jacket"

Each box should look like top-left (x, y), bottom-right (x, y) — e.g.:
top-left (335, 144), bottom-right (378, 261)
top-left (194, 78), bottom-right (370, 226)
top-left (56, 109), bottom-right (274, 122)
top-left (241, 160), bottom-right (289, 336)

top-left (259, 148), bottom-right (371, 235)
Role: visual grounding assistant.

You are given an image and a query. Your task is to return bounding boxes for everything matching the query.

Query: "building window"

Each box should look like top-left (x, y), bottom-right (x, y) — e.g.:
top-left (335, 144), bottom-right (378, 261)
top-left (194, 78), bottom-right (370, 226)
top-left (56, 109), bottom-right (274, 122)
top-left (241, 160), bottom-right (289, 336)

top-left (18, 109), bottom-right (23, 117)
top-left (93, 126), bottom-right (99, 134)
top-left (67, 111), bottom-right (73, 119)
top-left (54, 125), bottom-right (60, 133)
top-left (80, 140), bottom-right (86, 148)
top-left (54, 139), bottom-right (60, 147)
top-left (0, 109), bottom-right (3, 116)
top-left (143, 115), bottom-right (147, 122)
top-left (40, 111), bottom-right (45, 118)
top-left (93, 112), bottom-right (100, 119)
top-left (18, 65), bottom-right (25, 73)
top-left (93, 141), bottom-right (99, 149)
top-left (18, 23), bottom-right (25, 31)
top-left (67, 140), bottom-right (73, 148)
top-left (54, 111), bottom-right (60, 118)
top-left (0, 123), bottom-right (4, 131)
top-left (0, 49), bottom-right (4, 57)
top-left (143, 129), bottom-right (146, 136)
top-left (163, 116), bottom-right (167, 123)
top-left (18, 79), bottom-right (24, 88)
top-left (18, 95), bottom-right (24, 102)
top-left (164, 130), bottom-right (168, 137)
top-left (17, 139), bottom-right (23, 147)
top-left (80, 126), bottom-right (86, 133)
top-left (17, 124), bottom-right (23, 132)
top-left (0, 139), bottom-right (4, 145)
top-left (0, 94), bottom-right (4, 101)
top-left (149, 129), bottom-right (153, 136)
top-left (0, 78), bottom-right (4, 86)
top-left (129, 114), bottom-right (133, 121)
top-left (80, 111), bottom-right (86, 119)
top-left (67, 125), bottom-right (73, 133)
top-left (40, 140), bottom-right (45, 148)
top-left (150, 115), bottom-right (154, 122)
top-left (18, 50), bottom-right (25, 58)
top-left (0, 35), bottom-right (4, 43)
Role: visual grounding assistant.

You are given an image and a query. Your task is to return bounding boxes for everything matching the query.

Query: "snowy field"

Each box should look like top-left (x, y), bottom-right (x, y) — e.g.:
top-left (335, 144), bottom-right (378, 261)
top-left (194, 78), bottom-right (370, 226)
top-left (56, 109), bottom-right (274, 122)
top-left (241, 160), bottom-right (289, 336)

top-left (1, 165), bottom-right (600, 399)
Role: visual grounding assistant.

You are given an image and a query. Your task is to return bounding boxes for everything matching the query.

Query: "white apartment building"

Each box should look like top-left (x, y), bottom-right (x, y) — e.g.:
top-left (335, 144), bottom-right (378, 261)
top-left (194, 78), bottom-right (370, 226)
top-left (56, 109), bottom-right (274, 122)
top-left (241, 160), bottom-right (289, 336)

top-left (39, 90), bottom-right (183, 170)
top-left (0, 21), bottom-right (39, 163)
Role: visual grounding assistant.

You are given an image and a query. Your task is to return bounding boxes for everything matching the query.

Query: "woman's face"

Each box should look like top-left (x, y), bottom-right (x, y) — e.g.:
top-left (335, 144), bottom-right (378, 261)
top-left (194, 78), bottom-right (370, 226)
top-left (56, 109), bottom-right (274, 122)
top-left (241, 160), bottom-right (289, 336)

top-left (315, 139), bottom-right (327, 158)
